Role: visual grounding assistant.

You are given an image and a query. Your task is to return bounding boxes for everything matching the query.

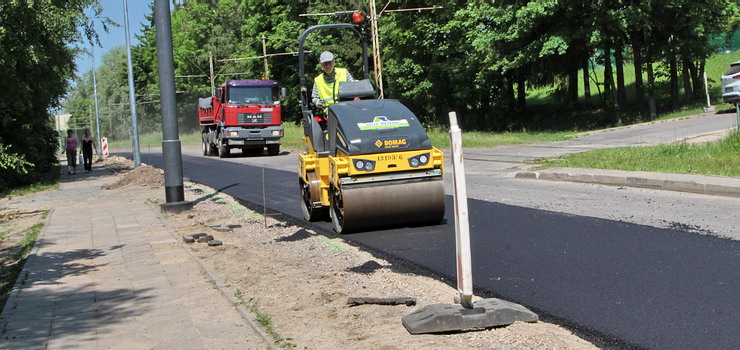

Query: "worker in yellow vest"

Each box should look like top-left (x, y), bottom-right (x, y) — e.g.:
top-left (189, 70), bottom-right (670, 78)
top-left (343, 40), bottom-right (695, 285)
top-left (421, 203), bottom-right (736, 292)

top-left (312, 51), bottom-right (355, 117)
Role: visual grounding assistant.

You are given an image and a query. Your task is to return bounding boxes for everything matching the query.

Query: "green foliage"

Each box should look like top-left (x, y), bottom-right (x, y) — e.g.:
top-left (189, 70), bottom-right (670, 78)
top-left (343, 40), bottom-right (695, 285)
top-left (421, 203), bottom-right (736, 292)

top-left (0, 144), bottom-right (32, 174)
top-left (61, 0), bottom-right (740, 141)
top-left (0, 0), bottom-right (109, 192)
top-left (544, 133), bottom-right (740, 177)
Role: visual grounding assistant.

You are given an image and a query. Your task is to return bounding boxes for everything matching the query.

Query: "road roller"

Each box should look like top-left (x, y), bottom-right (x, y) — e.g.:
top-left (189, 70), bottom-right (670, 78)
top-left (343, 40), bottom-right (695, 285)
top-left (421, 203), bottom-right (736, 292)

top-left (297, 23), bottom-right (445, 233)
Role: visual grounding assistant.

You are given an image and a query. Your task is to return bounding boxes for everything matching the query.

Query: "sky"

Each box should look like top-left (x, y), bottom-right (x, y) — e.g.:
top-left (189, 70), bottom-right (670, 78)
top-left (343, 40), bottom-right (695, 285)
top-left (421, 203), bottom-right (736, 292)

top-left (74, 0), bottom-right (152, 77)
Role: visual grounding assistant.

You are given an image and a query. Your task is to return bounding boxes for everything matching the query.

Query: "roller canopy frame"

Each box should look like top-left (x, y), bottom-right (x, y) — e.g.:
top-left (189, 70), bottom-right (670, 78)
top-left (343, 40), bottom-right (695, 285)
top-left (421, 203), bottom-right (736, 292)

top-left (298, 24), bottom-right (371, 154)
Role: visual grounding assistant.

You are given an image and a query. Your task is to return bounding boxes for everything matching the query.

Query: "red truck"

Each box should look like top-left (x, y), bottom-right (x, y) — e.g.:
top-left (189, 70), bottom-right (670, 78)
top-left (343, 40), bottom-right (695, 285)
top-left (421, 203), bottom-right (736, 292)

top-left (198, 79), bottom-right (285, 157)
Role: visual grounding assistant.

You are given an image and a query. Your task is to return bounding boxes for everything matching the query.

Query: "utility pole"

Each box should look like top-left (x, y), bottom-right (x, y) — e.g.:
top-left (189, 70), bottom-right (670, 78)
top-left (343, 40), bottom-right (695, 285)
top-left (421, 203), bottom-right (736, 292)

top-left (261, 36), bottom-right (269, 80)
top-left (209, 51), bottom-right (215, 95)
top-left (107, 101), bottom-right (113, 138)
top-left (123, 0), bottom-right (141, 167)
top-left (369, 1), bottom-right (383, 98)
top-left (91, 44), bottom-right (102, 158)
top-left (154, 0), bottom-right (192, 212)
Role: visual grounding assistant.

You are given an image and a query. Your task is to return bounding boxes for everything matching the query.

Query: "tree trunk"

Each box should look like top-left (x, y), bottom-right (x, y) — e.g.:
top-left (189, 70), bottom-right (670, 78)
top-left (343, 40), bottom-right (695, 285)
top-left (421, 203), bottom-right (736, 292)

top-left (669, 53), bottom-right (679, 110)
top-left (567, 66), bottom-right (578, 109)
top-left (589, 59), bottom-right (604, 103)
top-left (583, 59), bottom-right (592, 109)
top-left (516, 75), bottom-right (527, 115)
top-left (687, 59), bottom-right (700, 100)
top-left (682, 58), bottom-right (693, 100)
top-left (614, 40), bottom-right (627, 107)
top-left (695, 60), bottom-right (706, 102)
top-left (504, 76), bottom-right (516, 128)
top-left (646, 54), bottom-right (657, 119)
top-left (632, 36), bottom-right (645, 116)
top-left (603, 45), bottom-right (613, 109)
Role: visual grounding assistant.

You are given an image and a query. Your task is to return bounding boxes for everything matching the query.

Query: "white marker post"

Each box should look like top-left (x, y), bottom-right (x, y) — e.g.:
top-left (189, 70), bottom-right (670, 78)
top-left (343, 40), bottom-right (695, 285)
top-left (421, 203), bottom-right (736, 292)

top-left (703, 72), bottom-right (716, 112)
top-left (402, 112), bottom-right (538, 334)
top-left (449, 111), bottom-right (473, 309)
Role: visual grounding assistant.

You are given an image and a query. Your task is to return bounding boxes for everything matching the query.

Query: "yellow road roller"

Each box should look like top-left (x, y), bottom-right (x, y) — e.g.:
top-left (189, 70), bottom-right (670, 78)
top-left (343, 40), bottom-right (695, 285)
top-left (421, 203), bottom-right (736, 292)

top-left (297, 24), bottom-right (445, 233)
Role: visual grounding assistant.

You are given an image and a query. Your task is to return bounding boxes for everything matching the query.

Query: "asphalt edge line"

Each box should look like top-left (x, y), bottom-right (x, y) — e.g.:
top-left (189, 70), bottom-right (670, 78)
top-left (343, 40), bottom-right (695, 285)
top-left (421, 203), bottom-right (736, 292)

top-left (145, 201), bottom-right (277, 350)
top-left (0, 208), bottom-right (55, 337)
top-left (515, 171), bottom-right (740, 198)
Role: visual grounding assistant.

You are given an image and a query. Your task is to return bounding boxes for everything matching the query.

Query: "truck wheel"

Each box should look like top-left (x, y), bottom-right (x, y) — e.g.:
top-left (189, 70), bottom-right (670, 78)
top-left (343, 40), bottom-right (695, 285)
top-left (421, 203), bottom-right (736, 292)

top-left (201, 134), bottom-right (208, 156)
top-left (267, 144), bottom-right (280, 156)
top-left (218, 141), bottom-right (230, 158)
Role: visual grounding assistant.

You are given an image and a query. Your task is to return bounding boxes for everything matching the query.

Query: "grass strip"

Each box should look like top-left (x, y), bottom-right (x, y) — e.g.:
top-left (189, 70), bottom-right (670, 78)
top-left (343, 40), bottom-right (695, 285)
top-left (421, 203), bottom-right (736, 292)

top-left (233, 290), bottom-right (296, 348)
top-left (0, 211), bottom-right (48, 314)
top-left (540, 133), bottom-right (740, 177)
top-left (1, 164), bottom-right (60, 200)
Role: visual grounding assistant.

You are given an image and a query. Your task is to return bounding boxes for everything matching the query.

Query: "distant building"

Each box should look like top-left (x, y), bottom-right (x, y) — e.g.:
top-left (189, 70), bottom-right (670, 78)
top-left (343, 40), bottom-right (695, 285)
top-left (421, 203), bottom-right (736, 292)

top-left (54, 113), bottom-right (72, 153)
top-left (55, 113), bottom-right (72, 133)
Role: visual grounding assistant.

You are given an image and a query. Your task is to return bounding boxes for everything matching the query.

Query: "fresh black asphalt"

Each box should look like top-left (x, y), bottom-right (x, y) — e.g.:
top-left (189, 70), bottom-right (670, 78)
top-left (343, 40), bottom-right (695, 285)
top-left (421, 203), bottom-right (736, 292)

top-left (126, 152), bottom-right (740, 350)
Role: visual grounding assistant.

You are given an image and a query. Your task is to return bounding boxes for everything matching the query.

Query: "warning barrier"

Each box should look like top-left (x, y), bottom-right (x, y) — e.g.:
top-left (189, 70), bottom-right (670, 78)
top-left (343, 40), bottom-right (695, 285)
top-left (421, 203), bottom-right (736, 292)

top-left (101, 137), bottom-right (109, 158)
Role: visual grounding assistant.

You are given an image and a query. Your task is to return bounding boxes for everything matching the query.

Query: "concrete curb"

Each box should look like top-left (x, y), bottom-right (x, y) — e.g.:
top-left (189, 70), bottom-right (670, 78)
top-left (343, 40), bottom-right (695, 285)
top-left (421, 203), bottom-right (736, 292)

top-left (515, 168), bottom-right (740, 198)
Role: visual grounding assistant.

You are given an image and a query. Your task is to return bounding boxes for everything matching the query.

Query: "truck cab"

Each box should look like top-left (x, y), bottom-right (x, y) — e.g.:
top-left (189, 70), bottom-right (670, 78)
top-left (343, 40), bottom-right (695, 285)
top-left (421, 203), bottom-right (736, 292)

top-left (199, 80), bottom-right (285, 157)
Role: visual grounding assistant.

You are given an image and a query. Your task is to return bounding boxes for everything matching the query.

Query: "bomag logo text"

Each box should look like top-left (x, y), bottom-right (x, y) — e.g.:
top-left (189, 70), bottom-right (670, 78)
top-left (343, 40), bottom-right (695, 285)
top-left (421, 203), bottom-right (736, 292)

top-left (383, 139), bottom-right (406, 147)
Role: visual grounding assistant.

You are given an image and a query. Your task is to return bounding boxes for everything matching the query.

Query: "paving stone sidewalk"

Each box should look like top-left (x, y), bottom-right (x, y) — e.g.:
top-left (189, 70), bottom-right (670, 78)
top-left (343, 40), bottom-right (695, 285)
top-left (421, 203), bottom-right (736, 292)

top-left (0, 164), bottom-right (266, 349)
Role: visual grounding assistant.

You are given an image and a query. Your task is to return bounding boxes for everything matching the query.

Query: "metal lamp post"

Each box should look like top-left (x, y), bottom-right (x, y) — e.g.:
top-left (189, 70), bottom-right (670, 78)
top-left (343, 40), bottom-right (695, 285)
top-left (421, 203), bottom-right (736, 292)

top-left (91, 44), bottom-right (102, 159)
top-left (154, 0), bottom-right (192, 213)
top-left (123, 0), bottom-right (141, 167)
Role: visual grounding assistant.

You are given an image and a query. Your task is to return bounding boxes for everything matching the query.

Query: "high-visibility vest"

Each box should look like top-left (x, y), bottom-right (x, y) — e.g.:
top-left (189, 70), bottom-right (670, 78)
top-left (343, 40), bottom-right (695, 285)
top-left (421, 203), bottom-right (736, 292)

top-left (315, 68), bottom-right (348, 108)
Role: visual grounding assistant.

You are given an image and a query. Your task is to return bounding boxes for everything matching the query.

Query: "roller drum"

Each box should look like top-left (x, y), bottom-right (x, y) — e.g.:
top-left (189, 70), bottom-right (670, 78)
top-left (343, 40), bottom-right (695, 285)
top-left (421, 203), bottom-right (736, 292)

top-left (331, 177), bottom-right (445, 233)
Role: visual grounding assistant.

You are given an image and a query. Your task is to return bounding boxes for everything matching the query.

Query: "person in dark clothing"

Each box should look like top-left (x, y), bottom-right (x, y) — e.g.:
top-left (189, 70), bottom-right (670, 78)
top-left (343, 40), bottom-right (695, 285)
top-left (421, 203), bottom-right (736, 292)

top-left (81, 129), bottom-right (97, 173)
top-left (65, 130), bottom-right (78, 175)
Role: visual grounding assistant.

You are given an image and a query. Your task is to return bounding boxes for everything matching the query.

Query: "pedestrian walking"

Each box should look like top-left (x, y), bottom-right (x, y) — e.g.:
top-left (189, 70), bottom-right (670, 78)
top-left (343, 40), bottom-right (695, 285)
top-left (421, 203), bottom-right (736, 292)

top-left (65, 130), bottom-right (78, 175)
top-left (81, 129), bottom-right (97, 173)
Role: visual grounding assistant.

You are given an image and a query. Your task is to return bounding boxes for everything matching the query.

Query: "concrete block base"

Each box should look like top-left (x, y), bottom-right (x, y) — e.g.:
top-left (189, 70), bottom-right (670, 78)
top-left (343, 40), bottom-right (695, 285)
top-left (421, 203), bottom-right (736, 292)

top-left (160, 201), bottom-right (195, 214)
top-left (402, 298), bottom-right (538, 334)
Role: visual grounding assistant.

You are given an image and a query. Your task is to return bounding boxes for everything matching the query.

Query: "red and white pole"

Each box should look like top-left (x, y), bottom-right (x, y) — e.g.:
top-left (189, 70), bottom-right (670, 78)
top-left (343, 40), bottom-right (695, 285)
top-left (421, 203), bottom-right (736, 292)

top-left (100, 137), bottom-right (109, 159)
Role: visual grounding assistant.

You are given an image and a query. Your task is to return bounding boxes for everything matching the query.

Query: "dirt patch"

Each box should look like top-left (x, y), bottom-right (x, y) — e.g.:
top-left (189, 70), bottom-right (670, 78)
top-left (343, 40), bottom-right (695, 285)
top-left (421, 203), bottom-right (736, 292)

top-left (100, 155), bottom-right (135, 172)
top-left (102, 157), bottom-right (163, 189)
top-left (162, 181), bottom-right (599, 350)
top-left (0, 209), bottom-right (47, 308)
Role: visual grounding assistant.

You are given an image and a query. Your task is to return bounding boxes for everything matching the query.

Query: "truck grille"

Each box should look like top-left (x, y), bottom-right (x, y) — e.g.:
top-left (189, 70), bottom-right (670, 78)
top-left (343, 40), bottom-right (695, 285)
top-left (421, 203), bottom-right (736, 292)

top-left (238, 113), bottom-right (271, 124)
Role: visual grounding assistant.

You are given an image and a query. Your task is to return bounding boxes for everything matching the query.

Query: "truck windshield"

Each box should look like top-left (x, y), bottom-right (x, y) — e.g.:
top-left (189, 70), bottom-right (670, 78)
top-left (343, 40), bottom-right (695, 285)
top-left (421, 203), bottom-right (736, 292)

top-left (227, 87), bottom-right (276, 106)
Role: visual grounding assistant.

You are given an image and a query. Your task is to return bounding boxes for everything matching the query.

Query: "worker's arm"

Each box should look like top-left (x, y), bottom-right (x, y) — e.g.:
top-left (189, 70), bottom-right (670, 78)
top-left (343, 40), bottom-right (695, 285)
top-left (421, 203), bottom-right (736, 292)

top-left (346, 71), bottom-right (355, 82)
top-left (311, 83), bottom-right (323, 107)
